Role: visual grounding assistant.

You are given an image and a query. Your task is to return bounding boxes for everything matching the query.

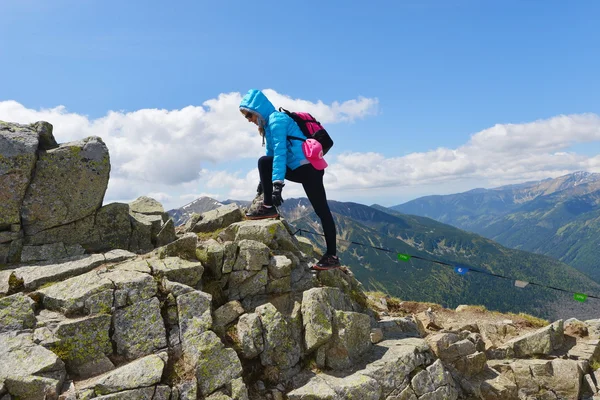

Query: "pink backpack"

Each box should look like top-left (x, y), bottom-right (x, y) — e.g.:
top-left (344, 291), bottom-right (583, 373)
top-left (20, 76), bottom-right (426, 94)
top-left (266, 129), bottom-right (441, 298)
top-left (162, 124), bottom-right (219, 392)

top-left (279, 107), bottom-right (334, 155)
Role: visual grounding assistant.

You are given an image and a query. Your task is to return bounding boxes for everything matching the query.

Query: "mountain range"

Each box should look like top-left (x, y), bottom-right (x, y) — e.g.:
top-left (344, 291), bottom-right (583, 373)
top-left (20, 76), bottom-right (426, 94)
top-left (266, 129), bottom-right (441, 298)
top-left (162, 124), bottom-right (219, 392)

top-left (168, 191), bottom-right (600, 320)
top-left (391, 171), bottom-right (600, 283)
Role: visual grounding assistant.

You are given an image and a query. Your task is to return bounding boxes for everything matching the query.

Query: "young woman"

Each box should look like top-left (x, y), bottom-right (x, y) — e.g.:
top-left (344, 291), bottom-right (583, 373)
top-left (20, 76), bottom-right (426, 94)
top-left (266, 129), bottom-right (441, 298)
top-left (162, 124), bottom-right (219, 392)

top-left (239, 89), bottom-right (340, 270)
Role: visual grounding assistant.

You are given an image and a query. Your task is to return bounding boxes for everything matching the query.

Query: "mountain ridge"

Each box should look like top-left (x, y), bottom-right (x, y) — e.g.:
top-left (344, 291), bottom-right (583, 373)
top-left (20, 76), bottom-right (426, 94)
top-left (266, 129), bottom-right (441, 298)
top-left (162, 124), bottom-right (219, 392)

top-left (391, 171), bottom-right (600, 282)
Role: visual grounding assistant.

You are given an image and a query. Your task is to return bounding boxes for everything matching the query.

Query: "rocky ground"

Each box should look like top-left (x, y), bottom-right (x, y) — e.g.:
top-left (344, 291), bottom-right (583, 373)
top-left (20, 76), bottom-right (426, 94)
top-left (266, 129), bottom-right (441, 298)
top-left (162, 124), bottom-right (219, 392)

top-left (1, 202), bottom-right (600, 400)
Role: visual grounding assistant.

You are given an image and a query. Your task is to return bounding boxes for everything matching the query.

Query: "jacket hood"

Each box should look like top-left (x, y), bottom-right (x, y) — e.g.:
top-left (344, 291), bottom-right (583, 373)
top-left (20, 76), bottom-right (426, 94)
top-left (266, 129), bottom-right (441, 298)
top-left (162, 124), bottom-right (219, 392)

top-left (239, 89), bottom-right (276, 122)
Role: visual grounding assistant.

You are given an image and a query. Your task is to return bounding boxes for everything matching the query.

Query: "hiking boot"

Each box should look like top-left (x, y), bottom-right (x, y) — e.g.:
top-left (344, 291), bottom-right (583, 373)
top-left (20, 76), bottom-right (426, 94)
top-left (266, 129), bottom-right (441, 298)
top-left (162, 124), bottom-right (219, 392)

top-left (312, 254), bottom-right (341, 270)
top-left (245, 205), bottom-right (279, 220)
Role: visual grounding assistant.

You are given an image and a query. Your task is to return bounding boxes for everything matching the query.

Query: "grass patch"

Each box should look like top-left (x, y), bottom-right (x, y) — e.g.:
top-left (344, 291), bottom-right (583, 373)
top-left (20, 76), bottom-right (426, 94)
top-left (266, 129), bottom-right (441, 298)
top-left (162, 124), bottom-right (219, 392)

top-left (38, 281), bottom-right (58, 290)
top-left (196, 227), bottom-right (226, 241)
top-left (591, 360), bottom-right (600, 371)
top-left (509, 312), bottom-right (549, 328)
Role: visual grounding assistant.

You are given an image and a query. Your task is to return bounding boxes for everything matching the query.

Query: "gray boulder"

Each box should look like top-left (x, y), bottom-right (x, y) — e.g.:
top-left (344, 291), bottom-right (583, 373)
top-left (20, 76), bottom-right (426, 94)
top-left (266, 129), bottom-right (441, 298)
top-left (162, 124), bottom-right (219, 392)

top-left (21, 136), bottom-right (110, 235)
top-left (0, 332), bottom-right (66, 400)
top-left (112, 297), bottom-right (167, 359)
top-left (129, 196), bottom-right (166, 217)
top-left (0, 121), bottom-right (40, 229)
top-left (83, 352), bottom-right (166, 395)
top-left (0, 293), bottom-right (36, 333)
top-left (48, 314), bottom-right (113, 378)
top-left (192, 204), bottom-right (244, 233)
top-left (236, 312), bottom-right (264, 359)
top-left (193, 331), bottom-right (243, 396)
top-left (256, 303), bottom-right (302, 370)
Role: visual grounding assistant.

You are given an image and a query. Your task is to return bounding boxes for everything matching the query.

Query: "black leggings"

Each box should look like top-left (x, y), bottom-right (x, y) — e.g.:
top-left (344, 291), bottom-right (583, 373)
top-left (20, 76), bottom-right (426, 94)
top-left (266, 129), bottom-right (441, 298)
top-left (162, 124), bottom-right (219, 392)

top-left (258, 156), bottom-right (337, 256)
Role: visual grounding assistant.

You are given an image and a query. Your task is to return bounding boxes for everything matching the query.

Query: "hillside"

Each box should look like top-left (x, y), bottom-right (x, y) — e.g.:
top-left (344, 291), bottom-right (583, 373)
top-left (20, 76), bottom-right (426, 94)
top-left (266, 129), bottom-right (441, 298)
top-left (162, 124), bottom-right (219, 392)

top-left (167, 195), bottom-right (600, 320)
top-left (281, 199), bottom-right (600, 321)
top-left (390, 171), bottom-right (600, 282)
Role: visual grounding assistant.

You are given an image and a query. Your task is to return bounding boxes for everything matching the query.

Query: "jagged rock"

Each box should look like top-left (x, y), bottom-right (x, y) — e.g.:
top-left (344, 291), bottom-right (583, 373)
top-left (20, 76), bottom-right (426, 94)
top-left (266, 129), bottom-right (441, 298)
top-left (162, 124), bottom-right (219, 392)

top-left (501, 320), bottom-right (564, 357)
top-left (0, 270), bottom-right (11, 296)
top-left (0, 121), bottom-right (39, 229)
top-left (219, 219), bottom-right (299, 252)
top-left (154, 385), bottom-right (172, 400)
top-left (567, 338), bottom-right (600, 363)
top-left (148, 257), bottom-right (203, 288)
top-left (156, 218), bottom-right (177, 247)
top-left (412, 369), bottom-right (436, 396)
top-left (129, 196), bottom-right (165, 217)
top-left (174, 378), bottom-right (198, 400)
top-left (112, 297), bottom-right (166, 359)
top-left (0, 293), bottom-right (36, 333)
top-left (13, 253), bottom-right (106, 290)
top-left (178, 290), bottom-right (212, 349)
top-left (222, 241), bottom-right (237, 274)
top-left (266, 276), bottom-right (292, 294)
top-left (21, 136), bottom-right (110, 235)
top-left (103, 269), bottom-right (157, 307)
top-left (233, 240), bottom-right (270, 271)
top-left (582, 373), bottom-right (598, 398)
top-left (502, 359), bottom-right (583, 399)
top-left (87, 203), bottom-right (132, 252)
top-left (301, 287), bottom-right (354, 353)
top-left (128, 212), bottom-right (154, 253)
top-left (196, 239), bottom-right (224, 279)
top-left (478, 321), bottom-right (518, 348)
top-left (290, 373), bottom-right (381, 400)
top-left (587, 319), bottom-right (600, 340)
top-left (156, 232), bottom-right (197, 259)
top-left (206, 391), bottom-right (233, 400)
top-left (0, 230), bottom-right (22, 244)
top-left (238, 269), bottom-right (268, 298)
top-left (287, 375), bottom-right (338, 400)
top-left (81, 352), bottom-right (166, 395)
top-left (295, 236), bottom-right (316, 257)
top-left (214, 300), bottom-right (245, 333)
top-left (453, 351), bottom-right (487, 377)
top-left (192, 204), bottom-right (244, 233)
top-left (20, 243), bottom-right (85, 262)
top-left (0, 332), bottom-right (66, 400)
top-left (237, 312), bottom-right (264, 359)
top-left (192, 331), bottom-right (243, 396)
top-left (161, 278), bottom-right (194, 298)
top-left (565, 318), bottom-right (589, 337)
top-left (184, 213), bottom-right (202, 232)
top-left (111, 258), bottom-right (152, 274)
top-left (230, 377), bottom-right (249, 400)
top-left (378, 316), bottom-right (423, 339)
top-left (268, 255), bottom-right (292, 279)
top-left (257, 303), bottom-right (302, 370)
top-left (458, 365), bottom-right (518, 399)
top-left (47, 314), bottom-right (113, 378)
top-left (290, 338), bottom-right (433, 399)
top-left (325, 310), bottom-right (371, 370)
top-left (370, 328), bottom-right (384, 344)
top-left (38, 270), bottom-right (113, 315)
top-left (92, 386), bottom-right (155, 399)
top-left (58, 381), bottom-right (76, 400)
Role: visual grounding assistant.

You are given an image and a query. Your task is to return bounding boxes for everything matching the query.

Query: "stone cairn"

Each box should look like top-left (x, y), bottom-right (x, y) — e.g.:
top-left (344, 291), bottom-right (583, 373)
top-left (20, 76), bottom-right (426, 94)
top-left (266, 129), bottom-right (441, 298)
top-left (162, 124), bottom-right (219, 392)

top-left (1, 121), bottom-right (600, 400)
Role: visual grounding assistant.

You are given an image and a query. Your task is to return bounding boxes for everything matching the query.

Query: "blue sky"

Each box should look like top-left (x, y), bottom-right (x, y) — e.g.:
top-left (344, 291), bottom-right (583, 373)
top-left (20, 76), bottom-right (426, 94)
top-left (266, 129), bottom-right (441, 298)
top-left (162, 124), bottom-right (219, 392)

top-left (1, 0), bottom-right (600, 210)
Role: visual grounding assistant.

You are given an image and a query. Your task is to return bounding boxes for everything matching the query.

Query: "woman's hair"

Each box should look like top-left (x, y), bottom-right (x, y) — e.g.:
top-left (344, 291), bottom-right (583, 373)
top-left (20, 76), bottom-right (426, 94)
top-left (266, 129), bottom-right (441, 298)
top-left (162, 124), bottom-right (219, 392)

top-left (241, 109), bottom-right (266, 144)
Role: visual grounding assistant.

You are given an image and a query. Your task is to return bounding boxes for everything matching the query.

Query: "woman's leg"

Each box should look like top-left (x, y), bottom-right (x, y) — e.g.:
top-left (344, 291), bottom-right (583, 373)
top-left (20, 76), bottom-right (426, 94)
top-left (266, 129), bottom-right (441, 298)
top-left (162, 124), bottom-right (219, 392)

top-left (258, 156), bottom-right (274, 206)
top-left (287, 165), bottom-right (337, 256)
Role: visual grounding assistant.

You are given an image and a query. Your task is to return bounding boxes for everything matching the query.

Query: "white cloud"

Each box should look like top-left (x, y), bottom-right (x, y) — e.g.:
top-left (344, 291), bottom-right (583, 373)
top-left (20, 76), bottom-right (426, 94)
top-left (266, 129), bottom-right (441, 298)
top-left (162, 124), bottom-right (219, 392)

top-left (325, 113), bottom-right (600, 194)
top-left (0, 91), bottom-right (378, 210)
top-left (3, 95), bottom-right (599, 210)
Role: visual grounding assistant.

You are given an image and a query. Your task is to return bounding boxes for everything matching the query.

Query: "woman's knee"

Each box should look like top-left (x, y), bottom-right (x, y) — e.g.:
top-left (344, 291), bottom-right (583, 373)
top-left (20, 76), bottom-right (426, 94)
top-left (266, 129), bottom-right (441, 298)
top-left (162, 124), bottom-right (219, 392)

top-left (258, 155), bottom-right (272, 168)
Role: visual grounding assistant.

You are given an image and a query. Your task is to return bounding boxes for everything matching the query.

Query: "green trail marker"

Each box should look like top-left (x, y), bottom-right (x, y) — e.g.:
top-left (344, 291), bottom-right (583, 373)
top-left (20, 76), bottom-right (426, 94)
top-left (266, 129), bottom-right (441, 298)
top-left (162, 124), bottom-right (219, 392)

top-left (573, 293), bottom-right (588, 302)
top-left (397, 253), bottom-right (411, 262)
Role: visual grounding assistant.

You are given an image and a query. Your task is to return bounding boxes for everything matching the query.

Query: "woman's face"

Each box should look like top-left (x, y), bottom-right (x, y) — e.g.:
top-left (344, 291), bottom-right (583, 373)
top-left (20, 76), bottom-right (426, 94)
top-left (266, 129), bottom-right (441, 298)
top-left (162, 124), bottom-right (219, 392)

top-left (243, 111), bottom-right (258, 126)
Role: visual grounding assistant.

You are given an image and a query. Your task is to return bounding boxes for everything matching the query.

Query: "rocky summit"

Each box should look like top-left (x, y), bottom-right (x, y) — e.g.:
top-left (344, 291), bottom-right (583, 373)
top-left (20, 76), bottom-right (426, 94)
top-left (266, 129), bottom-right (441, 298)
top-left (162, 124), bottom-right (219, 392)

top-left (1, 122), bottom-right (600, 400)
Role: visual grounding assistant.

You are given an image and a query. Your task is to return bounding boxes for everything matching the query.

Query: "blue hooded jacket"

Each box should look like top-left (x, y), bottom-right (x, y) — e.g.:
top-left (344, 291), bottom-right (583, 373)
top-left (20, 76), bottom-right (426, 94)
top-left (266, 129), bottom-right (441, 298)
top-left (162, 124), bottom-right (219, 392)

top-left (239, 89), bottom-right (309, 184)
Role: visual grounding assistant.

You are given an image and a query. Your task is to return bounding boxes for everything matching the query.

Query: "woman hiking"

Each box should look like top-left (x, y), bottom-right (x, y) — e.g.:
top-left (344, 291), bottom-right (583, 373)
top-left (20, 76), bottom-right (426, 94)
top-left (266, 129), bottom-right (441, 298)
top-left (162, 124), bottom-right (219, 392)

top-left (239, 89), bottom-right (340, 270)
